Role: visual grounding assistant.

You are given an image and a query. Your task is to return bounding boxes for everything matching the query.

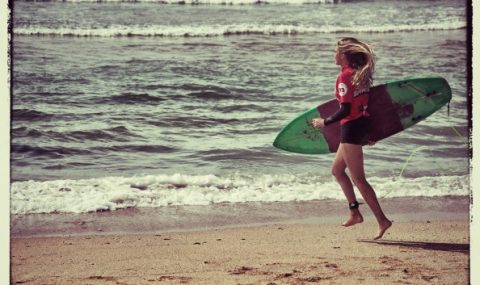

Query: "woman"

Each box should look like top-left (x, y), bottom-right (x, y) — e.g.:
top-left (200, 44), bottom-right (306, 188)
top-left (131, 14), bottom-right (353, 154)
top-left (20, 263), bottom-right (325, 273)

top-left (312, 37), bottom-right (392, 240)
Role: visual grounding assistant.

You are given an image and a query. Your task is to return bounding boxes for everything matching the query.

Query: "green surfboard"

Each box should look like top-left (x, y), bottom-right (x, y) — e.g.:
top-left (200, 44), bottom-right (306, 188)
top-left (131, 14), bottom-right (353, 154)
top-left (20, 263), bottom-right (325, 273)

top-left (273, 77), bottom-right (452, 154)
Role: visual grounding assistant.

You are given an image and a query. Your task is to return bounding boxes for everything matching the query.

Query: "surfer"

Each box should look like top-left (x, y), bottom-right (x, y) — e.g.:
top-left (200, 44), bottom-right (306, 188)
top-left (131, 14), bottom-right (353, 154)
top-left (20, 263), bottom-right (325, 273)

top-left (312, 37), bottom-right (392, 240)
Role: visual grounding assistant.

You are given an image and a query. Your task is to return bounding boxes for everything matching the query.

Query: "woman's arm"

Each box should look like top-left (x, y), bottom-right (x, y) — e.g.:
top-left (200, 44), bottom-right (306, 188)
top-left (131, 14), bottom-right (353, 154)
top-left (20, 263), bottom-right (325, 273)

top-left (324, 103), bottom-right (351, 126)
top-left (312, 103), bottom-right (351, 129)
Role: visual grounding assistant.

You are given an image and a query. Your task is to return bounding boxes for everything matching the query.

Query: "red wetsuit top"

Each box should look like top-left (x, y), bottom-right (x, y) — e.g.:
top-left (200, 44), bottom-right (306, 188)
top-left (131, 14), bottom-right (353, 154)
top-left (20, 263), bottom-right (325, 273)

top-left (335, 66), bottom-right (370, 125)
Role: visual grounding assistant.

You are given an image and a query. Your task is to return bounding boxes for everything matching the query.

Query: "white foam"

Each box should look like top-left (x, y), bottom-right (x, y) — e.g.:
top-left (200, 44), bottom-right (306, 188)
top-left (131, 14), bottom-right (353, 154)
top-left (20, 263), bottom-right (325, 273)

top-left (14, 21), bottom-right (466, 38)
top-left (11, 173), bottom-right (469, 214)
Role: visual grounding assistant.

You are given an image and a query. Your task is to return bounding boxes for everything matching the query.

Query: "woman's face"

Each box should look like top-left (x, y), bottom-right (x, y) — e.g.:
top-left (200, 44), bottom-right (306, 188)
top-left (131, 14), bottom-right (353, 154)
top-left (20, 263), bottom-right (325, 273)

top-left (334, 47), bottom-right (344, 66)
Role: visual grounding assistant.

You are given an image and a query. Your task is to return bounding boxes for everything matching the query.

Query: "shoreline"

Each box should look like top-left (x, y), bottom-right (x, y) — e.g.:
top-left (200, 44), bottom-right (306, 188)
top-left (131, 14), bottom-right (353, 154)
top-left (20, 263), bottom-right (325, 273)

top-left (11, 195), bottom-right (469, 238)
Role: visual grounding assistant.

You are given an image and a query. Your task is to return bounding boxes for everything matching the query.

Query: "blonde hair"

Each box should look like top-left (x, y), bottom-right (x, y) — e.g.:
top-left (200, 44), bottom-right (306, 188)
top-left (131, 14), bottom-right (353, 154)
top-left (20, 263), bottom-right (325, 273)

top-left (337, 37), bottom-right (375, 87)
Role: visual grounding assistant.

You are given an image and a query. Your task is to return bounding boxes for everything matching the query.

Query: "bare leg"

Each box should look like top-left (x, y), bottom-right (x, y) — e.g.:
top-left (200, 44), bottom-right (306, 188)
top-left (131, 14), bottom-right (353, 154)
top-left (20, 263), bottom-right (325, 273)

top-left (331, 144), bottom-right (363, 226)
top-left (341, 143), bottom-right (392, 239)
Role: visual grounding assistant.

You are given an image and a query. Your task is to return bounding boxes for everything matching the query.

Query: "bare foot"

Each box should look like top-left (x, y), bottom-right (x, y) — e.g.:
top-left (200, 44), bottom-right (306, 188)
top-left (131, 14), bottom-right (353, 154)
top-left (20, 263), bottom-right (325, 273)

top-left (373, 220), bottom-right (392, 240)
top-left (342, 213), bottom-right (364, 227)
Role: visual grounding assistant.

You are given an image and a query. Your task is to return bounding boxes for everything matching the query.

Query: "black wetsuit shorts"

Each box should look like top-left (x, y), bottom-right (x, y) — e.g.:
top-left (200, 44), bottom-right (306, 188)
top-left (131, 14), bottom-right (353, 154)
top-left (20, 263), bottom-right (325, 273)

top-left (340, 116), bottom-right (369, 145)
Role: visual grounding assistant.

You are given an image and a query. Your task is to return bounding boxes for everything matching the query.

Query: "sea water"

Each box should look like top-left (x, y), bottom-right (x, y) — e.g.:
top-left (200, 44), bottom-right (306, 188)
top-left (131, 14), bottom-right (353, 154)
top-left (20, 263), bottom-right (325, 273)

top-left (11, 0), bottom-right (469, 214)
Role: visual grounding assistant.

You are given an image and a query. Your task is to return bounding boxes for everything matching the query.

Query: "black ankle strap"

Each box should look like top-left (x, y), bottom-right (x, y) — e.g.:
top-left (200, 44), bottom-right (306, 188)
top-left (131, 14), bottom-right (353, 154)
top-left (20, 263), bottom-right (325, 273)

top-left (349, 201), bottom-right (359, 209)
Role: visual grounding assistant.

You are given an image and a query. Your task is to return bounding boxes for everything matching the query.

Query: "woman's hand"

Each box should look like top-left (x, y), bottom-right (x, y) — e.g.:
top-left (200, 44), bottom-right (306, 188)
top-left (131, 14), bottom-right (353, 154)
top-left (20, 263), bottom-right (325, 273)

top-left (312, 118), bottom-right (325, 129)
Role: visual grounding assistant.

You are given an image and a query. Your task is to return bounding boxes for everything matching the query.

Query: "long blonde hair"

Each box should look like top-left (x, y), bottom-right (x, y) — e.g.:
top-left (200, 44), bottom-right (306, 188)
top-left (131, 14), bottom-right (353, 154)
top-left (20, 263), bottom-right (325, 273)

top-left (337, 37), bottom-right (375, 87)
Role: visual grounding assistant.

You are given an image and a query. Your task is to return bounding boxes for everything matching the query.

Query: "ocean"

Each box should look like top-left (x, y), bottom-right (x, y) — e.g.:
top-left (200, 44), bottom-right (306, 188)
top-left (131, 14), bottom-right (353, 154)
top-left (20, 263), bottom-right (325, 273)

top-left (11, 0), bottom-right (469, 215)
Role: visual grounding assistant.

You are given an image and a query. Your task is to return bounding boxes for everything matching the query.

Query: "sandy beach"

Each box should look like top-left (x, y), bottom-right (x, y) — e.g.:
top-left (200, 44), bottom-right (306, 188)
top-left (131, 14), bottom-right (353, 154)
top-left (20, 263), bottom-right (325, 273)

top-left (11, 197), bottom-right (470, 285)
top-left (11, 221), bottom-right (469, 285)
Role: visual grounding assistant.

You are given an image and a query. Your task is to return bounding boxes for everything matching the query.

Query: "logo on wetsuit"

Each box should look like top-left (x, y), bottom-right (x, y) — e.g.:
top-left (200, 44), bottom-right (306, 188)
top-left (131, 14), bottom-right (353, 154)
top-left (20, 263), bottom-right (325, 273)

top-left (354, 87), bottom-right (370, 97)
top-left (338, 83), bottom-right (348, 97)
